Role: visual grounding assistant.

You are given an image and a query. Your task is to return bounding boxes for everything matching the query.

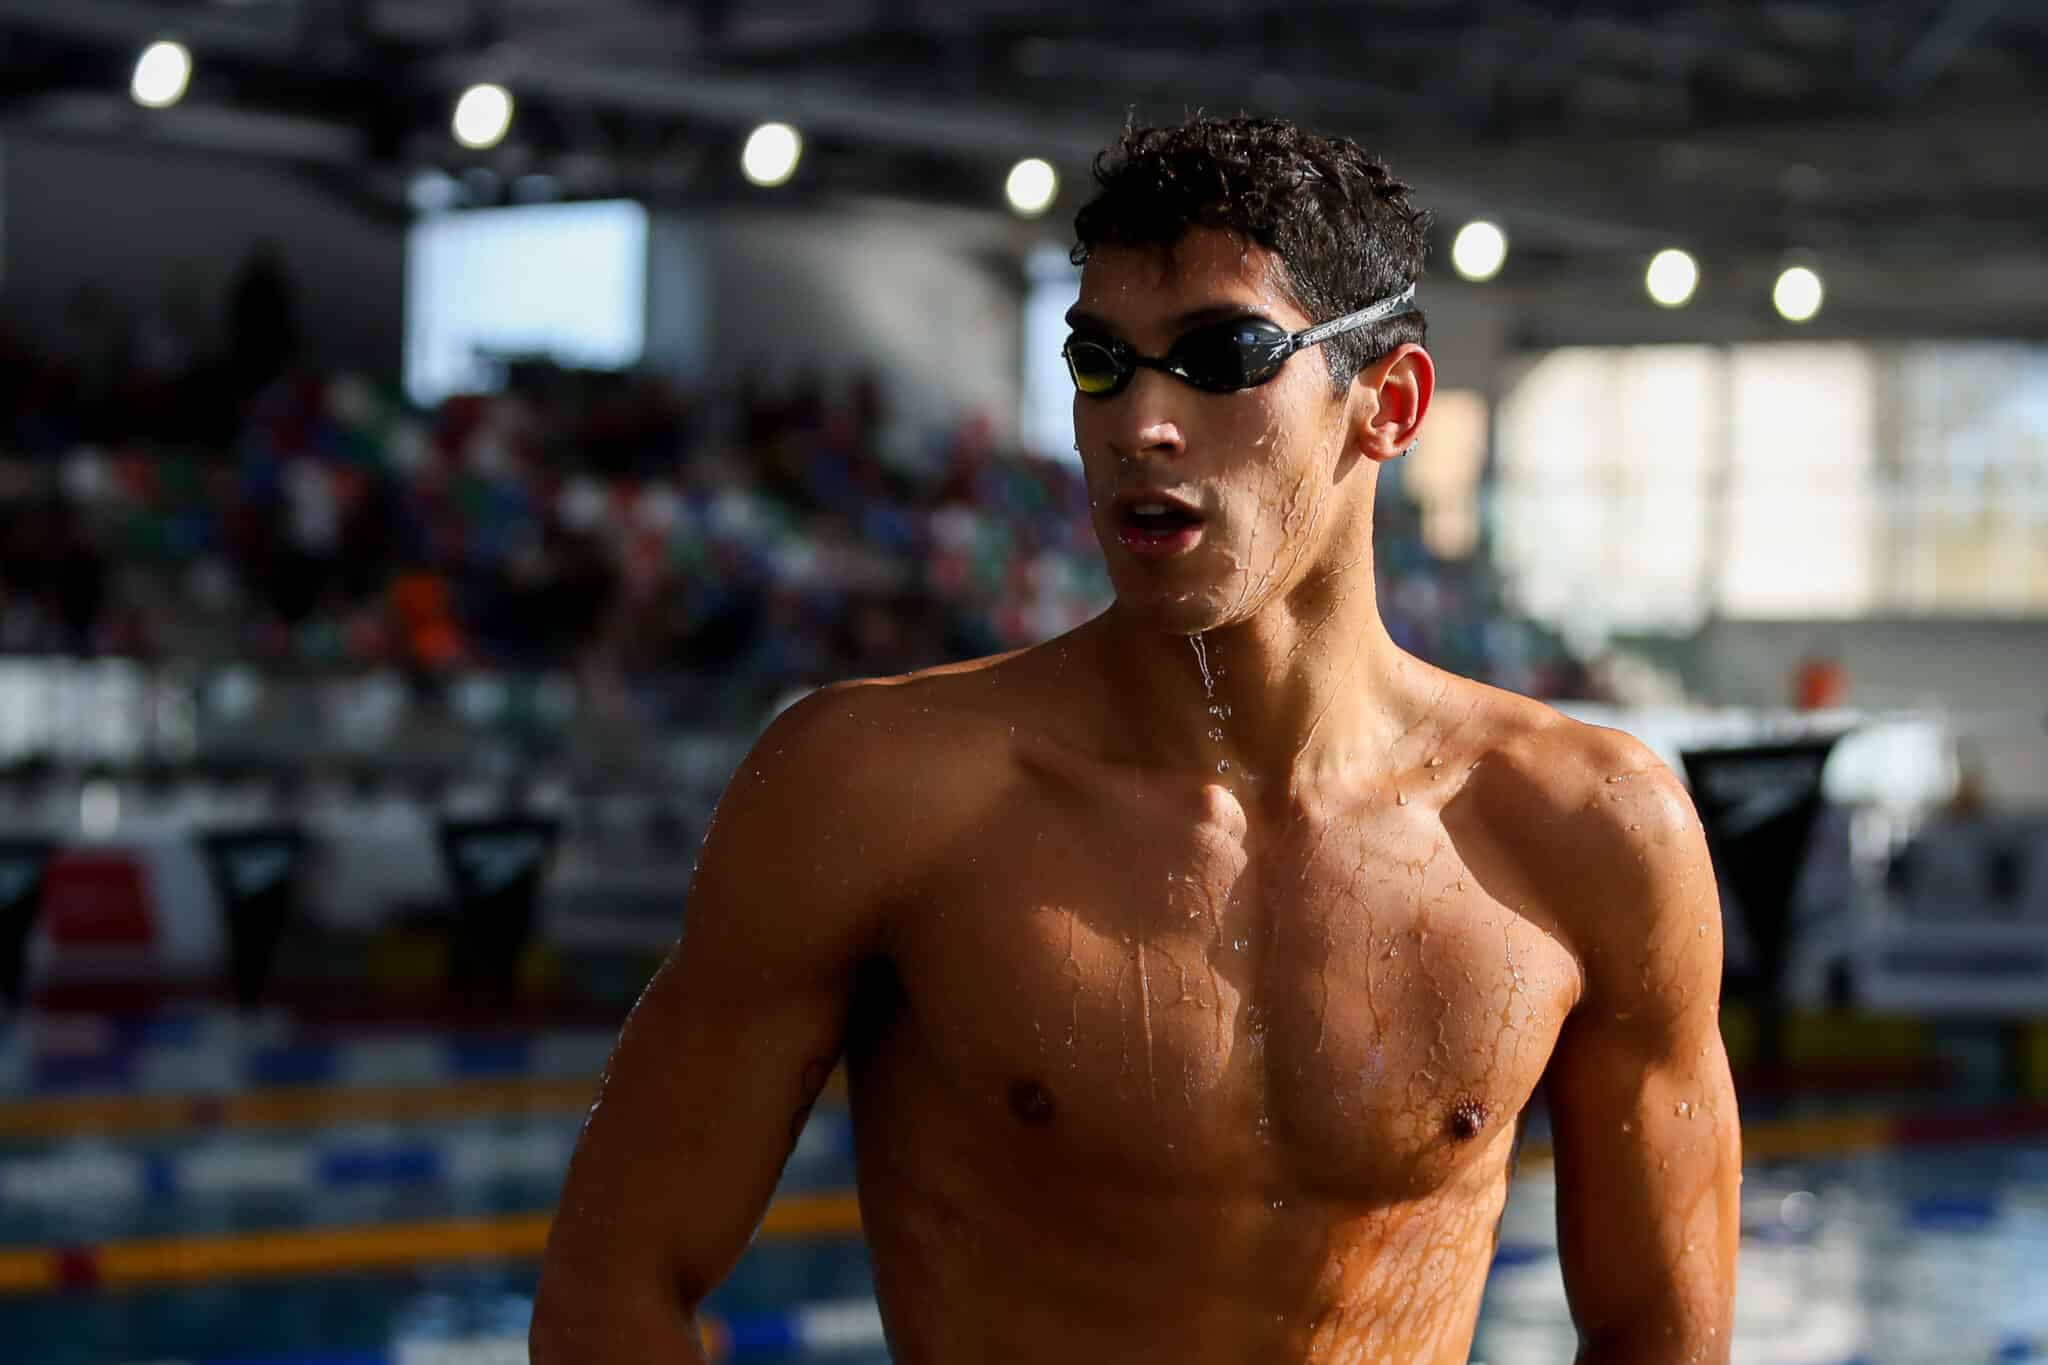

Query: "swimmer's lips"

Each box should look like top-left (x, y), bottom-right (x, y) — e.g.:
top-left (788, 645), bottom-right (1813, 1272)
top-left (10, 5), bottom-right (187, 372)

top-left (1113, 492), bottom-right (1206, 559)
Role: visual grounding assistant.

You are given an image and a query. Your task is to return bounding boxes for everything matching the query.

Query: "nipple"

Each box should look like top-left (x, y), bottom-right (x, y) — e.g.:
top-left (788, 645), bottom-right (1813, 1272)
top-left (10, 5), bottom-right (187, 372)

top-left (1009, 1078), bottom-right (1056, 1126)
top-left (1447, 1099), bottom-right (1490, 1142)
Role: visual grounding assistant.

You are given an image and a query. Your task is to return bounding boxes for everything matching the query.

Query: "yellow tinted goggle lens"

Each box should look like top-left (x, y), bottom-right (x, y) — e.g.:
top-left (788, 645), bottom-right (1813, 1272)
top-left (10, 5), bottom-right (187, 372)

top-left (1064, 339), bottom-right (1124, 395)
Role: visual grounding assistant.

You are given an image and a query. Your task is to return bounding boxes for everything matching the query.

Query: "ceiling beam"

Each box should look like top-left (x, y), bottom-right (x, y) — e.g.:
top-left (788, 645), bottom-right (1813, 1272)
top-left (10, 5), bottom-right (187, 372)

top-left (1892, 0), bottom-right (2008, 99)
top-left (0, 0), bottom-right (293, 57)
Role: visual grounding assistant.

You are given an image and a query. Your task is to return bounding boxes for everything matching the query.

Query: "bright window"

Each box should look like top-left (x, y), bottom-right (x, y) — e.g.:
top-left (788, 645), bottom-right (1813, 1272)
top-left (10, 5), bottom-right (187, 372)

top-left (1020, 243), bottom-right (1081, 464)
top-left (404, 199), bottom-right (648, 406)
top-left (1495, 342), bottom-right (2048, 631)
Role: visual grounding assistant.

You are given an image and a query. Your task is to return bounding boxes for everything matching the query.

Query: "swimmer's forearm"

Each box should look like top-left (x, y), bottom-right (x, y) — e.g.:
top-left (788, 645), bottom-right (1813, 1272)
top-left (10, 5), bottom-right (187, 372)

top-left (1573, 1328), bottom-right (1729, 1365)
top-left (530, 1332), bottom-right (709, 1365)
top-left (528, 1286), bottom-right (713, 1364)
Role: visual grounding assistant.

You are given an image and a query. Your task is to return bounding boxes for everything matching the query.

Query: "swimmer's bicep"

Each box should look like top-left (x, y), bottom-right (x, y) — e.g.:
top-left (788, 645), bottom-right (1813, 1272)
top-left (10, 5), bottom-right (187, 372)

top-left (544, 948), bottom-right (848, 1312)
top-left (1545, 1006), bottom-right (1740, 1358)
top-left (543, 689), bottom-right (893, 1312)
top-left (1543, 778), bottom-right (1740, 1359)
top-left (537, 949), bottom-right (845, 1348)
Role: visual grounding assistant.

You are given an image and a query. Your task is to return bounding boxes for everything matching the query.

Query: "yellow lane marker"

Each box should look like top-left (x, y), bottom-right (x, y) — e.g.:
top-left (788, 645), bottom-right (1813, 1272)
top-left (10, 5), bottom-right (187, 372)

top-left (0, 1192), bottom-right (863, 1296)
top-left (0, 1077), bottom-right (598, 1141)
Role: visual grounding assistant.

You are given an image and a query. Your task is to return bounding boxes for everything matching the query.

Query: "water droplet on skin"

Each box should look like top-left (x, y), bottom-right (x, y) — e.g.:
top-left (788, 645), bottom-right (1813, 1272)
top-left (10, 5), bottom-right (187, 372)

top-left (1232, 937), bottom-right (1249, 952)
top-left (1396, 792), bottom-right (1409, 806)
top-left (1428, 756), bottom-right (1444, 768)
top-left (1697, 923), bottom-right (1708, 938)
top-left (1621, 1120), bottom-right (1634, 1133)
top-left (1674, 1100), bottom-right (1691, 1118)
top-left (1208, 728), bottom-right (1224, 742)
top-left (1606, 775), bottom-right (1623, 784)
top-left (1216, 759), bottom-right (1231, 773)
top-left (1270, 1198), bottom-right (1286, 1211)
top-left (1190, 635), bottom-right (1216, 696)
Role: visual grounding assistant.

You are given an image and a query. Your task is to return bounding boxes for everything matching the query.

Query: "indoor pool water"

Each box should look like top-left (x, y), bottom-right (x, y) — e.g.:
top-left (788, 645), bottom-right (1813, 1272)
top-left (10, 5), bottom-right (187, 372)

top-left (2, 1109), bottom-right (2044, 1365)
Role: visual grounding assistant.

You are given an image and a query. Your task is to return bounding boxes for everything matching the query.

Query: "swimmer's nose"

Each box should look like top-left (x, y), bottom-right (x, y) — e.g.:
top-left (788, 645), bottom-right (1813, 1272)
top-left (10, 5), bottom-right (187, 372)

top-left (1106, 384), bottom-right (1187, 464)
top-left (1132, 418), bottom-right (1183, 458)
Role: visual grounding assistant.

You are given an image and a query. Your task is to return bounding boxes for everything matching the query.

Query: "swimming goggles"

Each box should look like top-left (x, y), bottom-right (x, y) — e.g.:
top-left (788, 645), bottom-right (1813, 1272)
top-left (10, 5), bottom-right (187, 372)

top-left (1062, 284), bottom-right (1417, 398)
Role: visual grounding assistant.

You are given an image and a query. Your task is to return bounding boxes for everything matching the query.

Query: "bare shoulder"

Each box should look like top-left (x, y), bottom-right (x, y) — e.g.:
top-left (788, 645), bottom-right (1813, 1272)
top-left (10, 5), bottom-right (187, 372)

top-left (1487, 698), bottom-right (1698, 854)
top-left (719, 653), bottom-right (1040, 888)
top-left (1456, 687), bottom-right (1716, 1001)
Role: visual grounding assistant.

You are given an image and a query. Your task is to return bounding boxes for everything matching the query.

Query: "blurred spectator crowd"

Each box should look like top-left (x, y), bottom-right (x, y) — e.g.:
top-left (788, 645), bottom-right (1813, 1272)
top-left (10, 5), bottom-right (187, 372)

top-left (0, 302), bottom-right (1599, 734)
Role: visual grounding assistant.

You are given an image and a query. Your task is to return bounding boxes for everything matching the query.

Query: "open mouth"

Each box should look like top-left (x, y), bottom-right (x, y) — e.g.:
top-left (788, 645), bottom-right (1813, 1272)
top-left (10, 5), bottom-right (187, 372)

top-left (1121, 501), bottom-right (1204, 535)
top-left (1115, 497), bottom-right (1206, 557)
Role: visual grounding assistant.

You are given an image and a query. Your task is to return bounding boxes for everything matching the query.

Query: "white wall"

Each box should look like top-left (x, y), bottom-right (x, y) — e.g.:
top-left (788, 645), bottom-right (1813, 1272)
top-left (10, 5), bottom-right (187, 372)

top-left (1416, 272), bottom-right (1513, 405)
top-left (664, 202), bottom-right (1023, 439)
top-left (1, 133), bottom-right (405, 375)
top-left (1690, 617), bottom-right (2048, 806)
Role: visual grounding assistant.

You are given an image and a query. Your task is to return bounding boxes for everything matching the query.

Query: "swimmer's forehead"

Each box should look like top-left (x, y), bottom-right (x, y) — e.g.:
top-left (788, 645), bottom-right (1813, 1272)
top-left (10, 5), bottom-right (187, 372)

top-left (1069, 229), bottom-right (1312, 340)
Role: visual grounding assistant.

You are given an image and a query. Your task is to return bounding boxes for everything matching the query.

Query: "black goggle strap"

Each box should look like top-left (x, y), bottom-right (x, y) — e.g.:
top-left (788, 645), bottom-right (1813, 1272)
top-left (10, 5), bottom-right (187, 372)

top-left (1288, 284), bottom-right (1419, 353)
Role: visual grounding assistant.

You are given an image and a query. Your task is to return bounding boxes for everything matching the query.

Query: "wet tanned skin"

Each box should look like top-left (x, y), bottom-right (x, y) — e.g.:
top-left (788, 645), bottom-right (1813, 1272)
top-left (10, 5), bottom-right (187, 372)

top-left (532, 229), bottom-right (1740, 1365)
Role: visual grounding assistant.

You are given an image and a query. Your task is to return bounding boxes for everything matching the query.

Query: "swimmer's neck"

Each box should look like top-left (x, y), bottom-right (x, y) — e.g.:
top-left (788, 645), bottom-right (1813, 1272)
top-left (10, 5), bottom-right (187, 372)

top-left (1083, 569), bottom-right (1428, 802)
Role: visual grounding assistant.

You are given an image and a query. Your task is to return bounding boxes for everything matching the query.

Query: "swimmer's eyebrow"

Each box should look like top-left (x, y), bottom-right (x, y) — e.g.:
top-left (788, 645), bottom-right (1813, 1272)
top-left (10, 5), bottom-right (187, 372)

top-left (1063, 303), bottom-right (1271, 335)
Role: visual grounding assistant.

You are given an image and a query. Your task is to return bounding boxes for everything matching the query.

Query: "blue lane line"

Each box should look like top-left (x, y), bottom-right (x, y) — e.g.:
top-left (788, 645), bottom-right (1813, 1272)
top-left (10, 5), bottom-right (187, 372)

top-left (1907, 1193), bottom-right (2001, 1230)
top-left (141, 1150), bottom-right (180, 1202)
top-left (8, 1029), bottom-right (609, 1100)
top-left (1488, 1242), bottom-right (1548, 1269)
top-left (0, 1113), bottom-right (855, 1203)
top-left (724, 1315), bottom-right (804, 1354)
top-left (112, 1012), bottom-right (203, 1049)
top-left (449, 1036), bottom-right (533, 1079)
top-left (28, 1052), bottom-right (138, 1093)
top-left (249, 1045), bottom-right (341, 1088)
top-left (313, 1144), bottom-right (444, 1189)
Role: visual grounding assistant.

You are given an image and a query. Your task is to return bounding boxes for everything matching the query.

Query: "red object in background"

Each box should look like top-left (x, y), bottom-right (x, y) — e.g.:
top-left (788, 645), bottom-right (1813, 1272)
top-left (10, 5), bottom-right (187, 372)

top-left (345, 610), bottom-right (391, 662)
top-left (1794, 653), bottom-right (1850, 710)
top-left (40, 851), bottom-right (156, 948)
top-left (112, 449), bottom-right (160, 503)
top-left (609, 479), bottom-right (642, 524)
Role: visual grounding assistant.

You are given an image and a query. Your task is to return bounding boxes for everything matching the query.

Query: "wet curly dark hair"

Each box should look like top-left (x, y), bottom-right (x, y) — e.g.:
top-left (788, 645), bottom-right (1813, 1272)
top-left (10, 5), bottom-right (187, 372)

top-left (1071, 115), bottom-right (1431, 396)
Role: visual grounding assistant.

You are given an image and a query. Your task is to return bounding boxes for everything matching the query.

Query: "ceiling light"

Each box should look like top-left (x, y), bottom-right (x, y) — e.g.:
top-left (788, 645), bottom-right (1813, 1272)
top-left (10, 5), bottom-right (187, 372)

top-left (452, 83), bottom-right (514, 151)
top-left (131, 40), bottom-right (192, 110)
top-left (1005, 158), bottom-right (1059, 217)
top-left (742, 123), bottom-right (802, 187)
top-left (1773, 265), bottom-right (1823, 322)
top-left (1645, 248), bottom-right (1699, 308)
top-left (1450, 221), bottom-right (1507, 282)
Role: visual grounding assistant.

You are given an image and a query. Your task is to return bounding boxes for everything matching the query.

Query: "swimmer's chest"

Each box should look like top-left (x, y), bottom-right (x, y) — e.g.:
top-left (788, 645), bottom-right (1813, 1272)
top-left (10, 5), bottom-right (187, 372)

top-left (884, 776), bottom-right (1581, 1197)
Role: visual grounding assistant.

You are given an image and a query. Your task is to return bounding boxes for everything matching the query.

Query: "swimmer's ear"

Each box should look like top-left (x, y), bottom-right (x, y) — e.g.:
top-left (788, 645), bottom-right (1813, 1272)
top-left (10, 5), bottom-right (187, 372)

top-left (1350, 343), bottom-right (1433, 466)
